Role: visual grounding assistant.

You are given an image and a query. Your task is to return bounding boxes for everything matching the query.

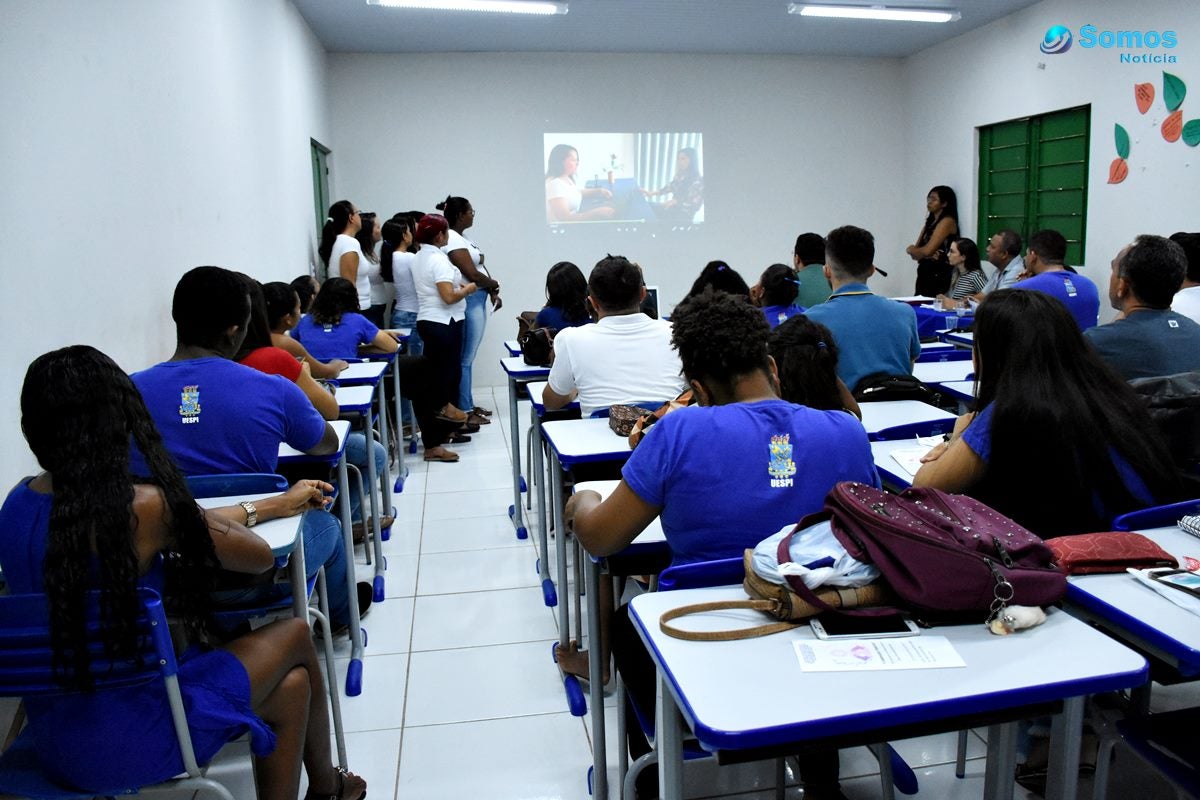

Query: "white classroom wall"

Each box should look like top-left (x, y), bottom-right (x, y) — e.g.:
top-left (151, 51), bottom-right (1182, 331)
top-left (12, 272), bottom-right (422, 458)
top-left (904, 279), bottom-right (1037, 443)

top-left (902, 0), bottom-right (1200, 320)
top-left (326, 52), bottom-right (912, 389)
top-left (0, 0), bottom-right (331, 490)
top-left (4, 0), bottom-right (1198, 491)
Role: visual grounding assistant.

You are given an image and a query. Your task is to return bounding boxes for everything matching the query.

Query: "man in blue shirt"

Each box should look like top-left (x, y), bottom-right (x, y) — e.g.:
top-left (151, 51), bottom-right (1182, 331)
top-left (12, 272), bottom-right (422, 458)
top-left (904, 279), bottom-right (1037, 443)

top-left (1013, 229), bottom-right (1100, 330)
top-left (1085, 234), bottom-right (1200, 380)
top-left (130, 266), bottom-right (368, 629)
top-left (804, 225), bottom-right (922, 393)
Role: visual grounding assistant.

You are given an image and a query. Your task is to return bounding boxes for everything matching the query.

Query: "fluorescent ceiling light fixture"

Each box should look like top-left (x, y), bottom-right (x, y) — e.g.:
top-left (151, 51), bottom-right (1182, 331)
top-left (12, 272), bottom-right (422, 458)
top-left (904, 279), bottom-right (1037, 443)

top-left (788, 4), bottom-right (960, 22)
top-left (367, 0), bottom-right (568, 13)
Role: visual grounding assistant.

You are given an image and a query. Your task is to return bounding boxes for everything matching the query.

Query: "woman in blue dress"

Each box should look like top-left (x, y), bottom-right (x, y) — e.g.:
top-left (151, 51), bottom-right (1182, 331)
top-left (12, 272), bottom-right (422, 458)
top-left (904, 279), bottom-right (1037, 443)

top-left (0, 345), bottom-right (365, 800)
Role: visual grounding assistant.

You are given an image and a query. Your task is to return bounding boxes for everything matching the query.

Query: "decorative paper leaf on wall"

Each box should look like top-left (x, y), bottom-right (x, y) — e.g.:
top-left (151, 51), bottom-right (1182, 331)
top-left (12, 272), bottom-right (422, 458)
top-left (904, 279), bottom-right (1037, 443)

top-left (1114, 124), bottom-right (1130, 159)
top-left (1163, 71), bottom-right (1186, 111)
top-left (1163, 109), bottom-right (1184, 142)
top-left (1108, 157), bottom-right (1128, 184)
top-left (1183, 119), bottom-right (1200, 147)
top-left (1135, 83), bottom-right (1155, 114)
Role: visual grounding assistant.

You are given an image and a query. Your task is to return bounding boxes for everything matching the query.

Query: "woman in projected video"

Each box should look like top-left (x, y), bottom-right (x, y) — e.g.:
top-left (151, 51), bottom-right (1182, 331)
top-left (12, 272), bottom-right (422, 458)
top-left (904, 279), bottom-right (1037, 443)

top-left (545, 144), bottom-right (617, 223)
top-left (640, 146), bottom-right (704, 224)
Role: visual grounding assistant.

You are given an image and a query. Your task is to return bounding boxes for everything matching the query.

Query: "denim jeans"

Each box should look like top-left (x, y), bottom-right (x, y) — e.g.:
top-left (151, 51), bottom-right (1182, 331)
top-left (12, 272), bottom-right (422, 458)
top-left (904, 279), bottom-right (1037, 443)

top-left (211, 509), bottom-right (354, 627)
top-left (458, 291), bottom-right (489, 411)
top-left (345, 431), bottom-right (388, 522)
top-left (391, 310), bottom-right (423, 427)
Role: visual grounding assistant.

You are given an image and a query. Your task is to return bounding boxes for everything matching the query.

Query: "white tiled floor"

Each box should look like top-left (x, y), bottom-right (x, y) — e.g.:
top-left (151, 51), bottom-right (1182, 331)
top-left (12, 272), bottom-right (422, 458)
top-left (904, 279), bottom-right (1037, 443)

top-left (197, 383), bottom-right (1187, 799)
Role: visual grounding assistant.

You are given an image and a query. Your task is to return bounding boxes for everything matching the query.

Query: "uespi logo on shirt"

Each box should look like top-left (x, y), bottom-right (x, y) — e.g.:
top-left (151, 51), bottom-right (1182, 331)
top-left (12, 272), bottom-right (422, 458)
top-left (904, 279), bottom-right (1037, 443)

top-left (768, 434), bottom-right (797, 488)
top-left (179, 385), bottom-right (201, 424)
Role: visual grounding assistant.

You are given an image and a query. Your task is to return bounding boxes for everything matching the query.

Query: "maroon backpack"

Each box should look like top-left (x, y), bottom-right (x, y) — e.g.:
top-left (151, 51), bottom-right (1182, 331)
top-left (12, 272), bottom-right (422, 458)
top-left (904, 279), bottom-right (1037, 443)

top-left (778, 482), bottom-right (1067, 622)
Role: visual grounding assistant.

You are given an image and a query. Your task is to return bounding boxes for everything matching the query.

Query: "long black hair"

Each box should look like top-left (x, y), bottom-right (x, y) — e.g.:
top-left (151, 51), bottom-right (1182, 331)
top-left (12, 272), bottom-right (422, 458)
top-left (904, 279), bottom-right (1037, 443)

top-left (318, 200), bottom-right (356, 267)
top-left (311, 277), bottom-right (361, 326)
top-left (264, 281), bottom-right (300, 331)
top-left (970, 290), bottom-right (1180, 536)
top-left (233, 276), bottom-right (274, 361)
top-left (436, 196), bottom-right (471, 230)
top-left (380, 216), bottom-right (414, 283)
top-left (21, 346), bottom-right (218, 688)
top-left (355, 212), bottom-right (379, 265)
top-left (951, 237), bottom-right (983, 272)
top-left (544, 261), bottom-right (588, 323)
top-left (671, 289), bottom-right (771, 400)
top-left (768, 315), bottom-right (844, 411)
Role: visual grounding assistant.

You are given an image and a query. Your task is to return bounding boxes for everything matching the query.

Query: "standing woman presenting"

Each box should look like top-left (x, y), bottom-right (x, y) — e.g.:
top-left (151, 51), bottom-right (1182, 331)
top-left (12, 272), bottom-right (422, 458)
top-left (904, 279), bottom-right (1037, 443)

top-left (437, 195), bottom-right (499, 423)
top-left (318, 200), bottom-right (373, 314)
top-left (906, 185), bottom-right (959, 297)
top-left (413, 214), bottom-right (477, 425)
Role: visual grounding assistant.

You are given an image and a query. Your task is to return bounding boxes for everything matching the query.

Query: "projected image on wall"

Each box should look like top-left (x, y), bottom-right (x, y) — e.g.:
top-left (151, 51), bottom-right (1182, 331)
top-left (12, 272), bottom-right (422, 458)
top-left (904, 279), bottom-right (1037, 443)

top-left (543, 133), bottom-right (704, 227)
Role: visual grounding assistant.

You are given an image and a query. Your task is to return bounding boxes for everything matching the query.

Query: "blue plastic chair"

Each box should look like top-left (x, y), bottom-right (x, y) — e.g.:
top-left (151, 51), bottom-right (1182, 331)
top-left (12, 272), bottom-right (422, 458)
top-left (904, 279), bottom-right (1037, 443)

top-left (0, 589), bottom-right (236, 799)
top-left (1112, 498), bottom-right (1200, 531)
top-left (871, 418), bottom-right (957, 442)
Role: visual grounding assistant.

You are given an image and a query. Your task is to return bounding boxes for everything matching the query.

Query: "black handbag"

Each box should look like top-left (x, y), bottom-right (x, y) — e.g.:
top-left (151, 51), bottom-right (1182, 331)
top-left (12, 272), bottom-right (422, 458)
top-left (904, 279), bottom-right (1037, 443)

top-left (519, 327), bottom-right (555, 367)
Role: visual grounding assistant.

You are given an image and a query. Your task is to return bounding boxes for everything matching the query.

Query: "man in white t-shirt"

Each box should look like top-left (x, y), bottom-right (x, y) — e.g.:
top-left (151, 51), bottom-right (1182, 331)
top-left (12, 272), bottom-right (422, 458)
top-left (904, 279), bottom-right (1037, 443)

top-left (544, 256), bottom-right (686, 417)
top-left (1170, 231), bottom-right (1200, 324)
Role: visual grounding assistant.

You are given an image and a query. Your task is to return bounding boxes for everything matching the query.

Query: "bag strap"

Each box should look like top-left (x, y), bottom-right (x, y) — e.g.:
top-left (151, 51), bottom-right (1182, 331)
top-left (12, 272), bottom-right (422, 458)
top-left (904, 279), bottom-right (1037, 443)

top-left (659, 599), bottom-right (798, 641)
top-left (776, 526), bottom-right (898, 618)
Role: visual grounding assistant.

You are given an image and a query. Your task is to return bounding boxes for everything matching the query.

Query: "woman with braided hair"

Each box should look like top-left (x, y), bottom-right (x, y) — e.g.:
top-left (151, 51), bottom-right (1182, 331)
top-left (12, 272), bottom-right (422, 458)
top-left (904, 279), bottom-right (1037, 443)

top-left (0, 345), bottom-right (365, 800)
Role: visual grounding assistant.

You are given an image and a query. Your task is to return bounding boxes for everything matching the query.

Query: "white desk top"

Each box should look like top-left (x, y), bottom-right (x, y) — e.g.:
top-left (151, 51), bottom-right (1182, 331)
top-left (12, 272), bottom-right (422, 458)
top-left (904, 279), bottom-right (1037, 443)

top-left (541, 418), bottom-right (633, 465)
top-left (277, 419), bottom-right (351, 463)
top-left (527, 381), bottom-right (580, 416)
top-left (870, 439), bottom-right (928, 488)
top-left (501, 356), bottom-right (550, 379)
top-left (575, 479), bottom-right (665, 548)
top-left (335, 384), bottom-right (375, 412)
top-left (1067, 526), bottom-right (1200, 676)
top-left (936, 380), bottom-right (977, 402)
top-left (912, 360), bottom-right (974, 384)
top-left (857, 400), bottom-right (955, 435)
top-left (942, 331), bottom-right (974, 346)
top-left (338, 361), bottom-right (389, 383)
top-left (889, 295), bottom-right (936, 305)
top-left (196, 492), bottom-right (304, 557)
top-left (630, 587), bottom-right (1146, 752)
top-left (504, 339), bottom-right (521, 356)
top-left (920, 341), bottom-right (954, 352)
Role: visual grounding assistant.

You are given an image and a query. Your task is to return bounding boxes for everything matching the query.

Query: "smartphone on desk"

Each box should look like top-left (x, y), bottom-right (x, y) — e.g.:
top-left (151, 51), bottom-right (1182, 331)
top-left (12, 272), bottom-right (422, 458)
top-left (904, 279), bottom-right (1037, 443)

top-left (1148, 568), bottom-right (1200, 600)
top-left (810, 613), bottom-right (921, 640)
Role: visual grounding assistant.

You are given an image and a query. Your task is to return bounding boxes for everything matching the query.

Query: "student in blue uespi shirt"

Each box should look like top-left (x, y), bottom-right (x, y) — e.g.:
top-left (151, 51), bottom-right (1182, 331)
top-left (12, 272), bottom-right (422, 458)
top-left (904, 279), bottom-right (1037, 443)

top-left (804, 225), bottom-right (922, 393)
top-left (1011, 228), bottom-right (1100, 330)
top-left (913, 289), bottom-right (1181, 538)
top-left (292, 278), bottom-right (394, 362)
top-left (533, 260), bottom-right (592, 331)
top-left (753, 262), bottom-right (806, 329)
top-left (568, 289), bottom-right (879, 800)
top-left (129, 266), bottom-right (370, 629)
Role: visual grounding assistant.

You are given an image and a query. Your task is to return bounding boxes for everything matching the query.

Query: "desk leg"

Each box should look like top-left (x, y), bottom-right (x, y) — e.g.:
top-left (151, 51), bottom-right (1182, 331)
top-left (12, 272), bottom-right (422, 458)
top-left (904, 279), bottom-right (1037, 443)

top-left (290, 521), bottom-right (309, 622)
top-left (658, 672), bottom-right (686, 800)
top-left (363, 409), bottom-right (386, 603)
top-left (337, 452), bottom-right (365, 697)
top-left (587, 553), bottom-right (607, 800)
top-left (533, 414), bottom-right (555, 606)
top-left (1045, 696), bottom-right (1084, 800)
top-left (371, 386), bottom-right (389, 601)
top-left (507, 377), bottom-right (528, 539)
top-left (983, 722), bottom-right (1017, 800)
top-left (552, 457), bottom-right (585, 717)
top-left (389, 358), bottom-right (407, 481)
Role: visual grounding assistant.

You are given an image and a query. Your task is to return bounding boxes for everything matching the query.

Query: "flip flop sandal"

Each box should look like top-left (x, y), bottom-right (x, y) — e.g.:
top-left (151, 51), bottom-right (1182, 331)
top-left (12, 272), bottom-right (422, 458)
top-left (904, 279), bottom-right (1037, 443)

top-left (423, 448), bottom-right (460, 462)
top-left (472, 407), bottom-right (493, 417)
top-left (447, 431), bottom-right (472, 444)
top-left (467, 413), bottom-right (491, 425)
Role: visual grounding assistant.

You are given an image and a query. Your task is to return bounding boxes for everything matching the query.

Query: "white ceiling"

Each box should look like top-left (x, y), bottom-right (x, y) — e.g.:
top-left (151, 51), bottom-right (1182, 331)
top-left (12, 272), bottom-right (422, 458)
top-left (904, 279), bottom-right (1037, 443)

top-left (292, 0), bottom-right (1043, 58)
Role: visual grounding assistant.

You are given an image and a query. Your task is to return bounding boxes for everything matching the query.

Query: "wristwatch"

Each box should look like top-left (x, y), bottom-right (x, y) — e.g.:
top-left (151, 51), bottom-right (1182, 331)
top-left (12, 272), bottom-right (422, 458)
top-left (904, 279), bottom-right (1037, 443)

top-left (239, 500), bottom-right (258, 528)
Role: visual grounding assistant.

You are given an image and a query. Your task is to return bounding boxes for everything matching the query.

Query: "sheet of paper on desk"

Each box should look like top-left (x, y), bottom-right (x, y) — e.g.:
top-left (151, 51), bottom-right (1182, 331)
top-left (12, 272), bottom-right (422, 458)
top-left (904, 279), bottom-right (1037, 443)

top-left (793, 636), bottom-right (966, 672)
top-left (890, 442), bottom-right (938, 478)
